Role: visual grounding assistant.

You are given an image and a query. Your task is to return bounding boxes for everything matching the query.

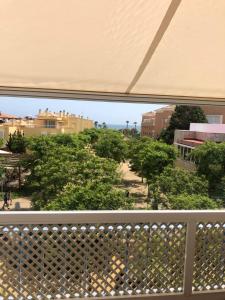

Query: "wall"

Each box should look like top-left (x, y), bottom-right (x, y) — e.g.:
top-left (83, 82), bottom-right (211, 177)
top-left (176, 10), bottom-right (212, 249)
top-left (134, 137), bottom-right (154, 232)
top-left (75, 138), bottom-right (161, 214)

top-left (190, 123), bottom-right (225, 133)
top-left (0, 118), bottom-right (93, 139)
top-left (154, 109), bottom-right (173, 136)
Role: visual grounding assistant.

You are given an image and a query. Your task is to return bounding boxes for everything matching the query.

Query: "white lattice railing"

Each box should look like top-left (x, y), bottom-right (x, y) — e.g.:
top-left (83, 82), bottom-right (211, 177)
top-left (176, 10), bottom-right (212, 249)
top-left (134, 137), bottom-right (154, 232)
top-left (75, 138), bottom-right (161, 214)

top-left (0, 211), bottom-right (224, 300)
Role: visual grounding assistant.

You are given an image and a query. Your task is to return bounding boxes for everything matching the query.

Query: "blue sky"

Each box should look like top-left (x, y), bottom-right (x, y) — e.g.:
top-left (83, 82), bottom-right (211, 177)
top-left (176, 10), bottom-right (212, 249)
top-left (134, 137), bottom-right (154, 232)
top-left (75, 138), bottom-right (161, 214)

top-left (0, 96), bottom-right (166, 125)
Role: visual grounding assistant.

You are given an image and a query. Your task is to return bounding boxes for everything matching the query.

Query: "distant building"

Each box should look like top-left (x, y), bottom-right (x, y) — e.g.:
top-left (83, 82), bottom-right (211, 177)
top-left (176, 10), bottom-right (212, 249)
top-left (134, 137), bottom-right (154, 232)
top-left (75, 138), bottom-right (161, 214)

top-left (141, 106), bottom-right (175, 138)
top-left (141, 105), bottom-right (225, 138)
top-left (0, 112), bottom-right (18, 123)
top-left (0, 109), bottom-right (93, 140)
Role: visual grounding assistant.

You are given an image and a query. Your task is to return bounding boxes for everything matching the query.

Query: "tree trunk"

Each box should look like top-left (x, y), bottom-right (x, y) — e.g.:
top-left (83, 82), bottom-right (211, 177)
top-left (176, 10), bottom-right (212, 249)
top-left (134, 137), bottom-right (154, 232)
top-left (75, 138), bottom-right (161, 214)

top-left (18, 165), bottom-right (21, 190)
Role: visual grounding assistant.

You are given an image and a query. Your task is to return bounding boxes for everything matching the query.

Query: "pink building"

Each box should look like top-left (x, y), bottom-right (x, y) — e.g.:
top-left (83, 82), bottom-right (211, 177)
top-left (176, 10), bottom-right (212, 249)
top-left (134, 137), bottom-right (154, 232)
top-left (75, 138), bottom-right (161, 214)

top-left (174, 123), bottom-right (225, 161)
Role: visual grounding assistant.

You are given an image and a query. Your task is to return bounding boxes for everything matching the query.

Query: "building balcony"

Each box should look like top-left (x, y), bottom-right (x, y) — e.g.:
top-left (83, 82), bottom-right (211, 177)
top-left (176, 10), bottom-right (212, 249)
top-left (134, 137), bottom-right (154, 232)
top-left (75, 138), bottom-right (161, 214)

top-left (0, 211), bottom-right (224, 300)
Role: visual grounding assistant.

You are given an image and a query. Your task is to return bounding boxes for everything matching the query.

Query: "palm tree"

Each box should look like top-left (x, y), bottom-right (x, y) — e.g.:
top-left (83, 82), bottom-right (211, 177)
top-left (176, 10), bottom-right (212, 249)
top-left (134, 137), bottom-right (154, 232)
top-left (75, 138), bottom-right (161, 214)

top-left (126, 120), bottom-right (129, 129)
top-left (94, 121), bottom-right (98, 128)
top-left (133, 122), bottom-right (137, 129)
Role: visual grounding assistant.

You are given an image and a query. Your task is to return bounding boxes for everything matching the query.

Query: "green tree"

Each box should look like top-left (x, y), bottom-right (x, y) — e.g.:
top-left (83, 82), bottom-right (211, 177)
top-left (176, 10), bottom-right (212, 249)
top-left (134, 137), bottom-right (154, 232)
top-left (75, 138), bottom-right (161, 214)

top-left (191, 141), bottom-right (225, 200)
top-left (46, 182), bottom-right (133, 210)
top-left (140, 141), bottom-right (177, 181)
top-left (154, 167), bottom-right (208, 196)
top-left (148, 166), bottom-right (222, 210)
top-left (94, 130), bottom-right (128, 162)
top-left (6, 130), bottom-right (27, 153)
top-left (136, 141), bottom-right (177, 208)
top-left (79, 128), bottom-right (101, 144)
top-left (168, 194), bottom-right (219, 210)
top-left (129, 138), bottom-right (176, 191)
top-left (128, 136), bottom-right (153, 174)
top-left (0, 138), bottom-right (4, 148)
top-left (23, 142), bottom-right (122, 209)
top-left (149, 167), bottom-right (210, 209)
top-left (159, 105), bottom-right (207, 144)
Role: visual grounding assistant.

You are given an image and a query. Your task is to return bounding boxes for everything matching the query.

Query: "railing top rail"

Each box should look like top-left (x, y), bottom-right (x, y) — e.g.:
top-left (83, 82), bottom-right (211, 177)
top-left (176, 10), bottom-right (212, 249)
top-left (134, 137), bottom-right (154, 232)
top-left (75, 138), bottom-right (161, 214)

top-left (0, 210), bottom-right (224, 224)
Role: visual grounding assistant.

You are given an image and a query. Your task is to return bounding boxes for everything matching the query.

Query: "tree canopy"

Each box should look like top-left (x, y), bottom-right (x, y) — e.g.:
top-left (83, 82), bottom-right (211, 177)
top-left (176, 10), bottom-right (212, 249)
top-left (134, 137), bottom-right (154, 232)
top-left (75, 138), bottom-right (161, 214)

top-left (128, 138), bottom-right (177, 208)
top-left (139, 141), bottom-right (177, 182)
top-left (148, 167), bottom-right (219, 209)
top-left (160, 105), bottom-right (207, 144)
top-left (154, 167), bottom-right (209, 196)
top-left (23, 133), bottom-right (132, 210)
top-left (128, 136), bottom-right (153, 173)
top-left (46, 182), bottom-right (132, 210)
top-left (168, 194), bottom-right (219, 210)
top-left (0, 138), bottom-right (4, 148)
top-left (191, 141), bottom-right (225, 201)
top-left (6, 131), bottom-right (27, 153)
top-left (17, 128), bottom-right (224, 211)
top-left (93, 129), bottom-right (128, 162)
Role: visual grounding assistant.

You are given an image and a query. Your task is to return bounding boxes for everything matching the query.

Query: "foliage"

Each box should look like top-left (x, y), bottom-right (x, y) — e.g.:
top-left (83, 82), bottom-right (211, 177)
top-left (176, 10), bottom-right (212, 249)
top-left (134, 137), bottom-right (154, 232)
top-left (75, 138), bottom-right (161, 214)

top-left (148, 167), bottom-right (216, 209)
top-left (94, 129), bottom-right (128, 162)
top-left (129, 139), bottom-right (177, 207)
top-left (139, 141), bottom-right (177, 182)
top-left (23, 139), bottom-right (123, 209)
top-left (191, 141), bottom-right (225, 199)
top-left (154, 167), bottom-right (208, 196)
top-left (0, 138), bottom-right (4, 148)
top-left (6, 130), bottom-right (27, 153)
top-left (27, 133), bottom-right (87, 153)
top-left (128, 136), bottom-right (154, 173)
top-left (79, 128), bottom-right (102, 144)
top-left (46, 182), bottom-right (133, 210)
top-left (159, 105), bottom-right (207, 144)
top-left (168, 194), bottom-right (219, 210)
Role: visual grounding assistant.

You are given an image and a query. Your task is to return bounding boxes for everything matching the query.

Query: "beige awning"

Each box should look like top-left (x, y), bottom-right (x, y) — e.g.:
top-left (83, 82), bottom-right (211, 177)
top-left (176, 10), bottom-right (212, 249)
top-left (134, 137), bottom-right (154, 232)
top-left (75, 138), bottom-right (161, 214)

top-left (0, 0), bottom-right (225, 105)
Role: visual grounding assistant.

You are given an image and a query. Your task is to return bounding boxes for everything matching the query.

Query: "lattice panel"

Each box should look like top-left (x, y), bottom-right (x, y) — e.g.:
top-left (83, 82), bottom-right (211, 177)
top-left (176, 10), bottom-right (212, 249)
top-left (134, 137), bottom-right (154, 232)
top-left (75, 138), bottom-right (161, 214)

top-left (0, 223), bottom-right (186, 299)
top-left (193, 222), bottom-right (225, 292)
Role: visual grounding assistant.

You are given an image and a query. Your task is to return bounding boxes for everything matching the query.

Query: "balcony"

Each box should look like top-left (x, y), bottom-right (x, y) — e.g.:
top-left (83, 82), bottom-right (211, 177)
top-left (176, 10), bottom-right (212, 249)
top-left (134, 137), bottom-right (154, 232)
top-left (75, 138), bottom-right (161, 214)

top-left (0, 211), bottom-right (224, 300)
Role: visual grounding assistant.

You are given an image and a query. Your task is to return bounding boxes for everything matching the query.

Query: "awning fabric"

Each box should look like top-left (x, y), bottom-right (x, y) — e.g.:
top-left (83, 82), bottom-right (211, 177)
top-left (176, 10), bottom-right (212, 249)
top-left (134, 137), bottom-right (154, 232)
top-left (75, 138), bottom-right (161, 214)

top-left (0, 0), bottom-right (225, 105)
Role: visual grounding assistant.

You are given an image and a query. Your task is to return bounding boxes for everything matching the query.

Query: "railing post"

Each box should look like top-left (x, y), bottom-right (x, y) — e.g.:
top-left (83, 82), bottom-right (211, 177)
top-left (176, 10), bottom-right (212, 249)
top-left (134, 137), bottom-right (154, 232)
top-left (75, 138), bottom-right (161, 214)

top-left (183, 221), bottom-right (197, 296)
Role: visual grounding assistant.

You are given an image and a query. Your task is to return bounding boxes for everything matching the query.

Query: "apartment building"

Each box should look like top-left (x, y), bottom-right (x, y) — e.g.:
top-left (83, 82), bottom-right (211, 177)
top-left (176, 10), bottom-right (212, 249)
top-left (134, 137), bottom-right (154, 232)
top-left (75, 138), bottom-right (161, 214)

top-left (141, 105), bottom-right (225, 138)
top-left (0, 112), bottom-right (18, 123)
top-left (0, 109), bottom-right (93, 140)
top-left (141, 106), bottom-right (175, 137)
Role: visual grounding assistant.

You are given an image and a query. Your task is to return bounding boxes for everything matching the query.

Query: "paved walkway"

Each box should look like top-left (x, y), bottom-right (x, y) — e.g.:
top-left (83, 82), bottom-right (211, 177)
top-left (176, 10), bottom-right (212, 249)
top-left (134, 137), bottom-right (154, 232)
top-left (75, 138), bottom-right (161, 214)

top-left (1, 197), bottom-right (31, 211)
top-left (120, 162), bottom-right (148, 208)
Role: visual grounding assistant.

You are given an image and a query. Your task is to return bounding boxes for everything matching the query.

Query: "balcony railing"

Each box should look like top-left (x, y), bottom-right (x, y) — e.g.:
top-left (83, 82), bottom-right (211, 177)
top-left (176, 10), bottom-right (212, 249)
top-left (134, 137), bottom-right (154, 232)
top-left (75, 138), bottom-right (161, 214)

top-left (0, 211), bottom-right (224, 300)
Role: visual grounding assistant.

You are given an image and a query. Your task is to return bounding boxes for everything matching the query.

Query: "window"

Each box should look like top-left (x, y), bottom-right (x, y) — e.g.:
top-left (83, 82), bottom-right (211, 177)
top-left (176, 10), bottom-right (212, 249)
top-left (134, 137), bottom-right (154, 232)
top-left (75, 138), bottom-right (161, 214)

top-left (206, 115), bottom-right (223, 124)
top-left (45, 120), bottom-right (56, 128)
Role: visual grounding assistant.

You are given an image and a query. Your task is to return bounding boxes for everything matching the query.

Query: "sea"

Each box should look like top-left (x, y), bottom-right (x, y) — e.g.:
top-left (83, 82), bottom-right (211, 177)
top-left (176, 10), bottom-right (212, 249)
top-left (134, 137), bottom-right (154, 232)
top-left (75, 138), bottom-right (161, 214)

top-left (107, 124), bottom-right (141, 132)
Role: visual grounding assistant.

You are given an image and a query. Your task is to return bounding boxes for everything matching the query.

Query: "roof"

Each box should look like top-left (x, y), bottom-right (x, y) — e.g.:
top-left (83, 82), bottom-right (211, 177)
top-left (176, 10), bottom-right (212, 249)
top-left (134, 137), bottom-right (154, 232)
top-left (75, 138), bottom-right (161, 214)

top-left (0, 1), bottom-right (225, 105)
top-left (0, 112), bottom-right (17, 119)
top-left (142, 111), bottom-right (156, 117)
top-left (155, 105), bottom-right (175, 113)
top-left (181, 139), bottom-right (204, 148)
top-left (143, 105), bottom-right (174, 116)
